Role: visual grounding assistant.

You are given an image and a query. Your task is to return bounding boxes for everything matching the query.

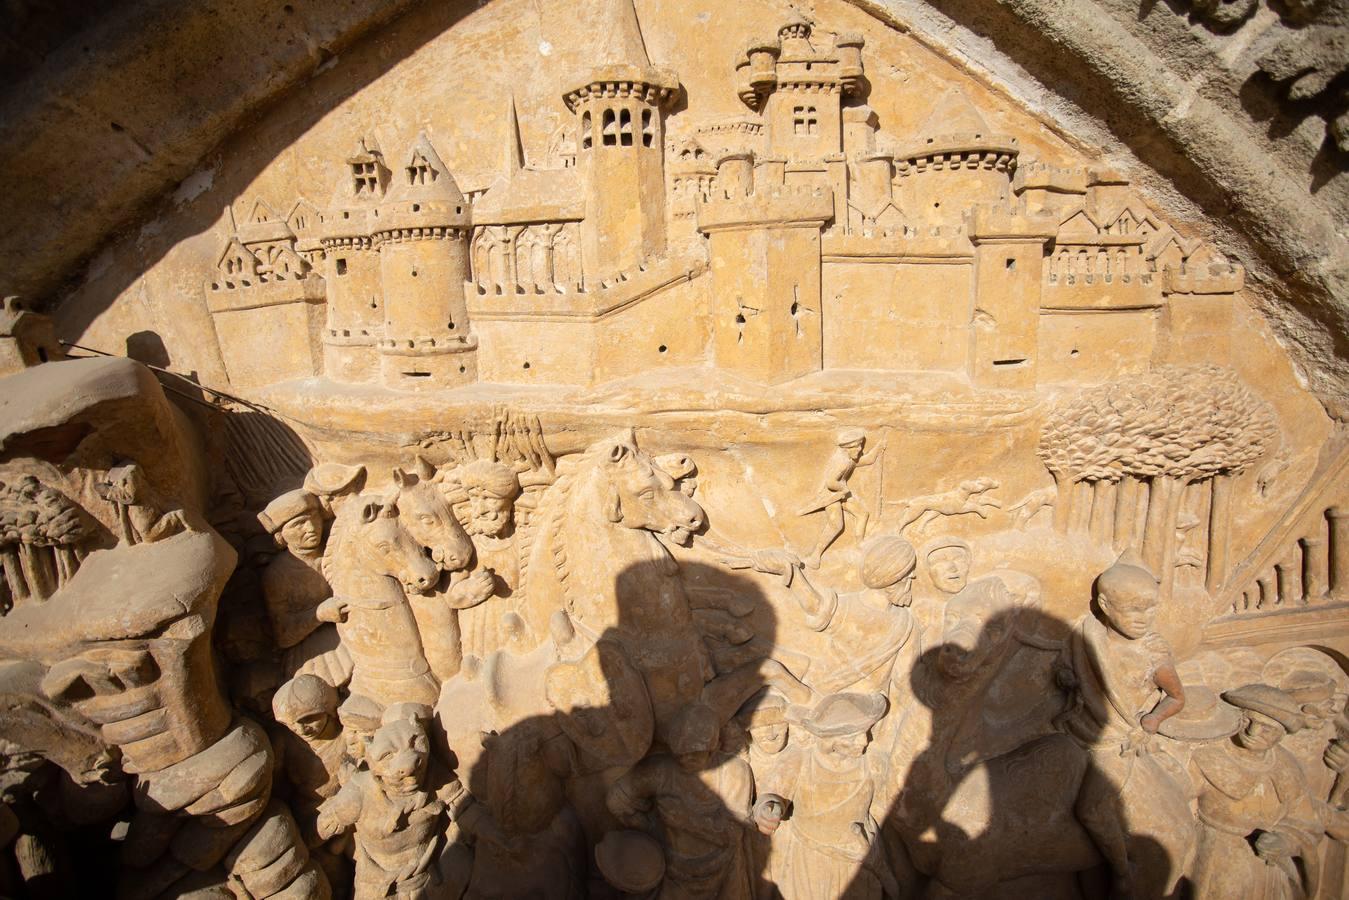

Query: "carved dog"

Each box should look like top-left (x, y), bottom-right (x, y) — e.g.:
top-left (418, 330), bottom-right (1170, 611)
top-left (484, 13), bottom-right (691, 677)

top-left (896, 477), bottom-right (1001, 532)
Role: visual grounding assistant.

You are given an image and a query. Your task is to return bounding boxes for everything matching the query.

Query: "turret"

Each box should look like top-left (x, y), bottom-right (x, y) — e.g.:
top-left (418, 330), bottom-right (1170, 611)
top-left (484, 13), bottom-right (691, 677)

top-left (372, 134), bottom-right (476, 391)
top-left (564, 0), bottom-right (679, 282)
top-left (319, 137), bottom-right (389, 383)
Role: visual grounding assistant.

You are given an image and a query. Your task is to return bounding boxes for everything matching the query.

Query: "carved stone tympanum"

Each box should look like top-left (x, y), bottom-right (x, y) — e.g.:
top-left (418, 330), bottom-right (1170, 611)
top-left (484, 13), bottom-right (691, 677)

top-left (0, 0), bottom-right (1345, 897)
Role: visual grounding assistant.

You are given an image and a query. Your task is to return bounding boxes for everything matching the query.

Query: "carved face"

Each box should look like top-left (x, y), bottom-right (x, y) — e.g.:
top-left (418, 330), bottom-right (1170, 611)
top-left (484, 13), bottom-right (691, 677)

top-left (394, 467), bottom-right (474, 572)
top-left (883, 572), bottom-right (916, 608)
top-left (465, 490), bottom-right (512, 537)
top-left (938, 580), bottom-right (1015, 682)
top-left (1235, 710), bottom-right (1286, 752)
top-left (927, 546), bottom-right (971, 595)
top-left (751, 722), bottom-right (788, 754)
top-left (602, 439), bottom-right (705, 546)
top-left (353, 499), bottom-right (440, 594)
top-left (820, 732), bottom-right (868, 763)
top-left (1097, 580), bottom-right (1158, 640)
top-left (279, 511), bottom-right (324, 553)
top-left (293, 709), bottom-right (333, 740)
top-left (369, 719), bottom-right (430, 796)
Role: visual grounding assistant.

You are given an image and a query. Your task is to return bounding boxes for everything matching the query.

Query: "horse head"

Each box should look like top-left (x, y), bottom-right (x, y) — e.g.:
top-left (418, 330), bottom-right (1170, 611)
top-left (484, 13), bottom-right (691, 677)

top-left (589, 431), bottom-right (704, 547)
top-left (936, 570), bottom-right (1044, 683)
top-left (392, 456), bottom-right (474, 572)
top-left (342, 494), bottom-right (440, 595)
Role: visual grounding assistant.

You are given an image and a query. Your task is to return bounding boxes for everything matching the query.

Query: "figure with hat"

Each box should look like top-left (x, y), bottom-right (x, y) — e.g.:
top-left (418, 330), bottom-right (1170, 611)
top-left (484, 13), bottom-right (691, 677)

top-left (913, 535), bottom-right (972, 645)
top-left (257, 488), bottom-right (334, 649)
top-left (757, 692), bottom-right (898, 900)
top-left (796, 428), bottom-right (886, 570)
top-left (1188, 684), bottom-right (1329, 899)
top-left (782, 535), bottom-right (920, 752)
top-left (605, 703), bottom-right (759, 900)
top-left (1057, 551), bottom-right (1189, 899)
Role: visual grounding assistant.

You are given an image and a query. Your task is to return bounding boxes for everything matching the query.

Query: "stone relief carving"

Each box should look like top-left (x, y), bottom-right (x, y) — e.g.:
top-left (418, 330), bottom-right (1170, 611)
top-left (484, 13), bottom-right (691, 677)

top-left (0, 1), bottom-right (1346, 898)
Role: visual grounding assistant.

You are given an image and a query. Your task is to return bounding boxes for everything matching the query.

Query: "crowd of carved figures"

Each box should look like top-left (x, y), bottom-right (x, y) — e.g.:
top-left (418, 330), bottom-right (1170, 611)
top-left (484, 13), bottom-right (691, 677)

top-left (0, 349), bottom-right (1346, 900)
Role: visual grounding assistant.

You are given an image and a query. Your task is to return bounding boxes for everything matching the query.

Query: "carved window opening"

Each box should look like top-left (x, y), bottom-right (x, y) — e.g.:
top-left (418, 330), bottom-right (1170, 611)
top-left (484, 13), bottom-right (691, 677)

top-left (352, 161), bottom-right (379, 195)
top-left (582, 111), bottom-right (593, 150)
top-left (602, 109), bottom-right (617, 146)
top-left (407, 153), bottom-right (436, 186)
top-left (793, 105), bottom-right (818, 135)
top-left (641, 109), bottom-right (654, 147)
top-left (619, 109), bottom-right (633, 146)
top-left (336, 258), bottom-right (348, 276)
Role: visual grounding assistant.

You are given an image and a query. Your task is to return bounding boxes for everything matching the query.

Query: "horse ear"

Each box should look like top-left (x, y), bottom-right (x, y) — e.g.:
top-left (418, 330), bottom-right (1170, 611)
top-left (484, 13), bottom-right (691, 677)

top-left (392, 468), bottom-right (410, 488)
top-left (360, 501), bottom-right (382, 524)
top-left (414, 455), bottom-right (436, 481)
top-left (605, 490), bottom-right (623, 524)
top-left (607, 442), bottom-right (628, 464)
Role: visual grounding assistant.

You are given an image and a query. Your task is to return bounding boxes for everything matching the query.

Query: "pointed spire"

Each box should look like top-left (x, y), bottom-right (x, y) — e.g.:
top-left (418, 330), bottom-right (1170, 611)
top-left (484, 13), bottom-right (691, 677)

top-left (504, 95), bottom-right (525, 178)
top-left (919, 88), bottom-right (991, 138)
top-left (596, 0), bottom-right (651, 68)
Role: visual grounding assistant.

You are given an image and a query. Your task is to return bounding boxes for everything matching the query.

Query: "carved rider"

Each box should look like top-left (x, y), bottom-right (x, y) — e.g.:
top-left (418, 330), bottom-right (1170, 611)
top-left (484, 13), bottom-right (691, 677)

top-left (451, 459), bottom-right (523, 659)
top-left (257, 488), bottom-right (333, 651)
top-left (1058, 553), bottom-right (1186, 900)
top-left (606, 704), bottom-right (758, 900)
top-left (796, 428), bottom-right (885, 569)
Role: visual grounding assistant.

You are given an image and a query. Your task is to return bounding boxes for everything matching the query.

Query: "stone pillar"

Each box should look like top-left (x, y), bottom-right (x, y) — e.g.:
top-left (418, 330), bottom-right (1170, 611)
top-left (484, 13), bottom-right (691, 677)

top-left (1302, 535), bottom-right (1329, 603)
top-left (1330, 507), bottom-right (1349, 602)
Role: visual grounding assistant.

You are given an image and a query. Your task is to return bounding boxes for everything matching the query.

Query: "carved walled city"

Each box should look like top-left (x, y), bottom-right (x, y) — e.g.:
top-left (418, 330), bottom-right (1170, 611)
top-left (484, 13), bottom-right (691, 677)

top-left (0, 0), bottom-right (1346, 898)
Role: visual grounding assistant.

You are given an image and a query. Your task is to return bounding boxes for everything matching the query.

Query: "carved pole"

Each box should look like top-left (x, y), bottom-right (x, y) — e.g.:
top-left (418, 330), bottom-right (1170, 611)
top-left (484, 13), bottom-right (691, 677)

top-left (1276, 550), bottom-right (1303, 607)
top-left (1206, 476), bottom-right (1232, 596)
top-left (18, 543), bottom-right (55, 602)
top-left (1329, 507), bottom-right (1349, 603)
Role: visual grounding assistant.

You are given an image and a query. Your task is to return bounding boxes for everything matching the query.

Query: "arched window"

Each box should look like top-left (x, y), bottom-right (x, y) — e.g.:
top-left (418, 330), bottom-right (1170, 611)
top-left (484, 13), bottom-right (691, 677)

top-left (641, 109), bottom-right (654, 147)
top-left (582, 111), bottom-right (592, 151)
top-left (619, 109), bottom-right (633, 147)
top-left (602, 109), bottom-right (617, 146)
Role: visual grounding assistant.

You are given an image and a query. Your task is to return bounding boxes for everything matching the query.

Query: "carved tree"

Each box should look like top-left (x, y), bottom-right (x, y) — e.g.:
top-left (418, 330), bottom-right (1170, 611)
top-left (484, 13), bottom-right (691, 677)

top-left (1038, 365), bottom-right (1276, 596)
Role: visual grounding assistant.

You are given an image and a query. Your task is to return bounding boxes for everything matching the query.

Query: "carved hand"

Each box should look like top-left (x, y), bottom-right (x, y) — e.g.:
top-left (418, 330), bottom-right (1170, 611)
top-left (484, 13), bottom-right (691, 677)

top-left (1325, 740), bottom-right (1349, 773)
top-left (316, 596), bottom-right (349, 624)
top-left (449, 569), bottom-right (496, 609)
top-left (1254, 830), bottom-right (1293, 861)
top-left (1139, 711), bottom-right (1163, 734)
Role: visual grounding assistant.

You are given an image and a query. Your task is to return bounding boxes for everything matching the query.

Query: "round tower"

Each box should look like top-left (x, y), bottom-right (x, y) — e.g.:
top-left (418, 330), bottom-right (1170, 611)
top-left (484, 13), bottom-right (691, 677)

top-left (319, 137), bottom-right (388, 384)
top-left (372, 133), bottom-right (476, 391)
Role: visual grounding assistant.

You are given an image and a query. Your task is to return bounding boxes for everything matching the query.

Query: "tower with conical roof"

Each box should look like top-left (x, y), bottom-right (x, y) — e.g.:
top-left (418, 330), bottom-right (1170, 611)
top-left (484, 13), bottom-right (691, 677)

top-left (895, 89), bottom-right (1018, 228)
top-left (563, 0), bottom-right (679, 281)
top-left (373, 133), bottom-right (477, 390)
top-left (320, 136), bottom-right (389, 383)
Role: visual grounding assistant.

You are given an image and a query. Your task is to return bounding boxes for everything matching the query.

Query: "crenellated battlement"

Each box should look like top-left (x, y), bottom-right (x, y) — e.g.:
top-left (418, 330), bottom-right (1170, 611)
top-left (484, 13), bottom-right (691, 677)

top-left (696, 183), bottom-right (834, 231)
top-left (469, 252), bottom-right (707, 321)
top-left (965, 204), bottom-right (1056, 242)
top-left (1164, 262), bottom-right (1245, 295)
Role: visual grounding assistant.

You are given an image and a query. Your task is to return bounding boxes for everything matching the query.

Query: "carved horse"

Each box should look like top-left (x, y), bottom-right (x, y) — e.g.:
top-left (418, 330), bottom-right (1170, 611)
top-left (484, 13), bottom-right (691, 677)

top-left (520, 431), bottom-right (804, 751)
top-left (391, 457), bottom-right (480, 682)
top-left (883, 572), bottom-right (1193, 898)
top-left (320, 493), bottom-right (440, 708)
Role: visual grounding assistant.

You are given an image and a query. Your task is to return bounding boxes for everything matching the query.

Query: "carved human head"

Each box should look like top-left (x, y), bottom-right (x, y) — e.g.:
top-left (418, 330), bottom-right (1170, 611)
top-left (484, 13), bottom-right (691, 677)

top-left (259, 489), bottom-right (324, 552)
top-left (838, 428), bottom-right (866, 460)
top-left (458, 459), bottom-right (521, 537)
top-left (739, 692), bottom-right (789, 755)
top-left (338, 693), bottom-right (384, 765)
top-left (272, 674), bottom-right (339, 740)
top-left (802, 692), bottom-right (885, 764)
top-left (923, 536), bottom-right (972, 595)
top-left (1223, 684), bottom-right (1302, 752)
top-left (368, 705), bottom-right (432, 797)
top-left (860, 535), bottom-right (917, 606)
top-left (1094, 553), bottom-right (1159, 640)
top-left (669, 703), bottom-right (720, 770)
top-left (1264, 649), bottom-right (1345, 726)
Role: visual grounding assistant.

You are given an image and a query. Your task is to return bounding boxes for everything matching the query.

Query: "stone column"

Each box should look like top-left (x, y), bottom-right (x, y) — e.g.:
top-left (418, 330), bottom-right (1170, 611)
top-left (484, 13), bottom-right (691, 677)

top-left (1330, 507), bottom-right (1349, 602)
top-left (1301, 535), bottom-right (1329, 603)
